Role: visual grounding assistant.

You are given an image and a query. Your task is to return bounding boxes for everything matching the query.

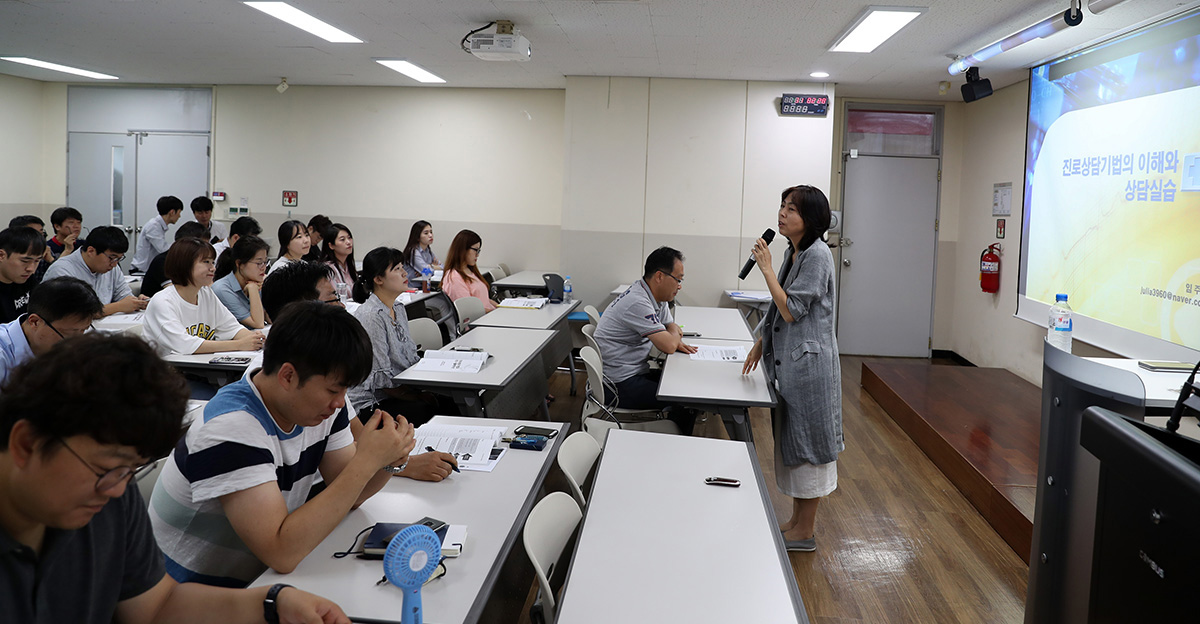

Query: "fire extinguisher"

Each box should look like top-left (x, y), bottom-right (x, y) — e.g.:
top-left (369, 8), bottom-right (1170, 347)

top-left (980, 244), bottom-right (1001, 294)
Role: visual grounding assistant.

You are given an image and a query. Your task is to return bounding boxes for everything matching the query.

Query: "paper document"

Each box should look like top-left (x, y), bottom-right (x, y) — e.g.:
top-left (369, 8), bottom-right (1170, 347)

top-left (499, 297), bottom-right (548, 309)
top-left (413, 424), bottom-right (507, 469)
top-left (689, 345), bottom-right (748, 362)
top-left (729, 291), bottom-right (772, 301)
top-left (93, 312), bottom-right (145, 332)
top-left (412, 349), bottom-right (490, 373)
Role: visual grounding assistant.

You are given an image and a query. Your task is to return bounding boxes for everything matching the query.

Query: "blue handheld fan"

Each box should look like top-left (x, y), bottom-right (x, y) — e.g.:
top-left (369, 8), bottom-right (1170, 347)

top-left (383, 524), bottom-right (442, 624)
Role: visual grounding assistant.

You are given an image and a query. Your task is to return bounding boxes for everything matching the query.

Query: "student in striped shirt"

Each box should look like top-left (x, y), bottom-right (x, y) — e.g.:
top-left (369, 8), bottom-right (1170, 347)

top-left (149, 301), bottom-right (416, 587)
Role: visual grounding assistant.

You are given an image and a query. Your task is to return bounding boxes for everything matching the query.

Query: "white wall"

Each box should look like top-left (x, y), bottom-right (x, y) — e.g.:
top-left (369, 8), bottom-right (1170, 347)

top-left (561, 76), bottom-right (835, 309)
top-left (0, 74), bottom-right (66, 222)
top-left (211, 85), bottom-right (566, 267)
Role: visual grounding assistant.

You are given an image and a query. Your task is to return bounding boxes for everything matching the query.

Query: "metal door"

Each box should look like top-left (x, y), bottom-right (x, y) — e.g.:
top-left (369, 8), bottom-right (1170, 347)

top-left (837, 155), bottom-right (939, 356)
top-left (66, 132), bottom-right (138, 243)
top-left (134, 132), bottom-right (210, 246)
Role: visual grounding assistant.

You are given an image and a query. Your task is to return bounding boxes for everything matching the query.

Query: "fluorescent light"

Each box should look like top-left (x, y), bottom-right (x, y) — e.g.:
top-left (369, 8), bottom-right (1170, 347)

top-left (810, 71), bottom-right (830, 78)
top-left (830, 7), bottom-right (926, 53)
top-left (1, 57), bottom-right (118, 80)
top-left (376, 60), bottom-right (446, 84)
top-left (244, 2), bottom-right (362, 43)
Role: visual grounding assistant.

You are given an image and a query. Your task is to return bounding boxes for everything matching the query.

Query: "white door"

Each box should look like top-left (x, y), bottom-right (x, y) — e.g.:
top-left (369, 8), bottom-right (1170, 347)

top-left (135, 133), bottom-right (210, 247)
top-left (66, 132), bottom-right (138, 243)
top-left (837, 155), bottom-right (939, 356)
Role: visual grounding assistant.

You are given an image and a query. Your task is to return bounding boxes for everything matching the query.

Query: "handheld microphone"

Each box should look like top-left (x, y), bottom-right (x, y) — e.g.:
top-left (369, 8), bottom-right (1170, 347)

top-left (738, 229), bottom-right (776, 279)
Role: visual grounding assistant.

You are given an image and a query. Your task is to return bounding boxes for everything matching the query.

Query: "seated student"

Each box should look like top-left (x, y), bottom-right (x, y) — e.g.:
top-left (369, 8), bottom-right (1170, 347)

top-left (8, 215), bottom-right (53, 283)
top-left (212, 235), bottom-right (270, 329)
top-left (0, 332), bottom-right (350, 623)
top-left (267, 220), bottom-right (310, 276)
top-left (43, 225), bottom-right (149, 317)
top-left (47, 206), bottom-right (84, 258)
top-left (321, 223), bottom-right (357, 302)
top-left (212, 215), bottom-right (262, 259)
top-left (440, 229), bottom-right (498, 312)
top-left (402, 220), bottom-right (442, 283)
top-left (0, 276), bottom-right (103, 387)
top-left (132, 196), bottom-right (183, 272)
top-left (594, 246), bottom-right (699, 435)
top-left (190, 196), bottom-right (228, 243)
top-left (141, 221), bottom-right (209, 299)
top-left (303, 215), bottom-right (331, 262)
top-left (143, 238), bottom-right (265, 357)
top-left (149, 302), bottom-right (416, 587)
top-left (0, 226), bottom-right (47, 323)
top-left (261, 261), bottom-right (456, 482)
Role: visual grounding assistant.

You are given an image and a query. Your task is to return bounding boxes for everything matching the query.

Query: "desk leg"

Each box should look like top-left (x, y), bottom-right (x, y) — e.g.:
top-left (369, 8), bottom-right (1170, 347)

top-left (718, 407), bottom-right (755, 445)
top-left (568, 354), bottom-right (577, 396)
top-left (540, 398), bottom-right (551, 421)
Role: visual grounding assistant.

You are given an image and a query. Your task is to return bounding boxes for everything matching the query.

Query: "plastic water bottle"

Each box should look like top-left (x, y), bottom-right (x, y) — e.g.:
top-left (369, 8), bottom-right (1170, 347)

top-left (421, 266), bottom-right (433, 293)
top-left (1047, 293), bottom-right (1073, 353)
top-left (563, 276), bottom-right (573, 303)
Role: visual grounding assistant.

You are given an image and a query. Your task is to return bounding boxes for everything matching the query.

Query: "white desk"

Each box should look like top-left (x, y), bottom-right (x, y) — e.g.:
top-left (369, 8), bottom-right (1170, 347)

top-left (611, 283), bottom-right (630, 296)
top-left (93, 311), bottom-right (145, 333)
top-left (1086, 358), bottom-right (1192, 410)
top-left (492, 270), bottom-right (556, 291)
top-left (657, 338), bottom-right (775, 443)
top-left (257, 416), bottom-right (568, 624)
top-left (724, 289), bottom-right (771, 326)
top-left (395, 327), bottom-right (555, 419)
top-left (556, 430), bottom-right (808, 624)
top-left (673, 305), bottom-right (754, 342)
top-left (469, 300), bottom-right (581, 397)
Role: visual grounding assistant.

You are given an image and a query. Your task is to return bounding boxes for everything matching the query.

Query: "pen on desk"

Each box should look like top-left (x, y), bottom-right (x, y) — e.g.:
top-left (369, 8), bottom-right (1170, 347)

top-left (426, 446), bottom-right (461, 472)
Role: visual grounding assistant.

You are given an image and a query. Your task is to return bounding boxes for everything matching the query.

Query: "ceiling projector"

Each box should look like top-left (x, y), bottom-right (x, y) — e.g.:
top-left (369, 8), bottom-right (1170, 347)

top-left (465, 32), bottom-right (532, 61)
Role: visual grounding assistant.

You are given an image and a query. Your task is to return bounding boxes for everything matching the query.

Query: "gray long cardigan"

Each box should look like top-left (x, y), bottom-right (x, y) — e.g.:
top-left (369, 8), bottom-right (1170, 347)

top-left (758, 239), bottom-right (843, 466)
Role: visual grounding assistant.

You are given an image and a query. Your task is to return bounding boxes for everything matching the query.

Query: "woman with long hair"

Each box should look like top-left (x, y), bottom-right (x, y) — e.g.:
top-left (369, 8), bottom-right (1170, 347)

top-left (320, 223), bottom-right (357, 301)
top-left (267, 219), bottom-right (310, 276)
top-left (440, 229), bottom-right (498, 312)
top-left (212, 235), bottom-right (271, 328)
top-left (401, 220), bottom-right (441, 283)
top-left (742, 185), bottom-right (842, 553)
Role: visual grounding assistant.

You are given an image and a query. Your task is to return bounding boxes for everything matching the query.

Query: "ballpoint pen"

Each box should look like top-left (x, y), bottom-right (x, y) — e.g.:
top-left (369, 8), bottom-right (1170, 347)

top-left (426, 446), bottom-right (461, 472)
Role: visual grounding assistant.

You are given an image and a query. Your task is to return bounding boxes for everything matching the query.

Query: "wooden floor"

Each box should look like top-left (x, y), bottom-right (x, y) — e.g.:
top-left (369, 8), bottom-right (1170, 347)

top-left (861, 361), bottom-right (1041, 562)
top-left (522, 355), bottom-right (1028, 623)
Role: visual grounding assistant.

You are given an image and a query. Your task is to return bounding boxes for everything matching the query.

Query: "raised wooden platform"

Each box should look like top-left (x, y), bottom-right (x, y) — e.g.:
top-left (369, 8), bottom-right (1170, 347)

top-left (861, 361), bottom-right (1041, 563)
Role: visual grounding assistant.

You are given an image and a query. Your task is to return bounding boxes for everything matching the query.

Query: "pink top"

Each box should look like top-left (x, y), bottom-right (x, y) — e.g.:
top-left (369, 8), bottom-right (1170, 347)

top-left (441, 269), bottom-right (496, 312)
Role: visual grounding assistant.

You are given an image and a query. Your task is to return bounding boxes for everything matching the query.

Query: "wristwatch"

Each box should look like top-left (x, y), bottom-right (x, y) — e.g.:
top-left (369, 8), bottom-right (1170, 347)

top-left (385, 460), bottom-right (409, 474)
top-left (263, 583), bottom-right (292, 624)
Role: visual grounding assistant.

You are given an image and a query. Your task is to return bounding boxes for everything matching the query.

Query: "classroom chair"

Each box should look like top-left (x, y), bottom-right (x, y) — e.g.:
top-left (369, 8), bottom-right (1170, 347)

top-left (542, 273), bottom-right (565, 303)
top-left (584, 304), bottom-right (601, 327)
top-left (523, 492), bottom-right (583, 624)
top-left (408, 316), bottom-right (443, 351)
top-left (453, 296), bottom-right (487, 331)
top-left (489, 265), bottom-right (507, 280)
top-left (581, 324), bottom-right (601, 356)
top-left (579, 346), bottom-right (679, 448)
top-left (557, 432), bottom-right (602, 507)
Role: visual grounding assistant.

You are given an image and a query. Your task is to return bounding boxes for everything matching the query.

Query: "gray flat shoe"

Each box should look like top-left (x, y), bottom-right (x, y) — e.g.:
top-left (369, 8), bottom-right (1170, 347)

top-left (784, 536), bottom-right (816, 552)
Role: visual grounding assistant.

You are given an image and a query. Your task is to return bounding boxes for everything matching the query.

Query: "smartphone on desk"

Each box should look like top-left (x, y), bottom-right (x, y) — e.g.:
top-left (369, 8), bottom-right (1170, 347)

top-left (210, 355), bottom-right (252, 365)
top-left (513, 425), bottom-right (559, 439)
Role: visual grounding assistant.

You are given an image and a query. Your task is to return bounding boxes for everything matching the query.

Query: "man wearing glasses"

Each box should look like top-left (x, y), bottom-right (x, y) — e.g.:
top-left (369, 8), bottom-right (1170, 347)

top-left (260, 260), bottom-right (344, 322)
top-left (593, 246), bottom-right (699, 434)
top-left (0, 277), bottom-right (103, 388)
top-left (0, 333), bottom-right (352, 623)
top-left (43, 226), bottom-right (149, 317)
top-left (0, 226), bottom-right (48, 323)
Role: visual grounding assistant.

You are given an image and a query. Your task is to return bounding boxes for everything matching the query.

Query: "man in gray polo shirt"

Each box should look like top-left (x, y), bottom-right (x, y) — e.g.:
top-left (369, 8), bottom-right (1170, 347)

top-left (594, 246), bottom-right (698, 434)
top-left (43, 225), bottom-right (148, 317)
top-left (0, 332), bottom-right (351, 624)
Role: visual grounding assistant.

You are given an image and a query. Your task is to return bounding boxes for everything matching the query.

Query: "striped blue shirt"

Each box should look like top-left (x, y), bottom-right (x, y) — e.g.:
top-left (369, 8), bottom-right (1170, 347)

top-left (148, 371), bottom-right (353, 587)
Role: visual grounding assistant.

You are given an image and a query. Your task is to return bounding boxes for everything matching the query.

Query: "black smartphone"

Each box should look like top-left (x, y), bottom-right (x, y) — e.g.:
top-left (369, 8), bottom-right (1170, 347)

top-left (705, 476), bottom-right (741, 487)
top-left (513, 425), bottom-right (559, 439)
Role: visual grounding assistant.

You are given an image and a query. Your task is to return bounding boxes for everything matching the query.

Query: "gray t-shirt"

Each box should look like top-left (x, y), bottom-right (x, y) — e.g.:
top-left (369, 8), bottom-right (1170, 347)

top-left (211, 271), bottom-right (252, 322)
top-left (593, 279), bottom-right (673, 383)
top-left (43, 251), bottom-right (133, 305)
top-left (1, 485), bottom-right (164, 623)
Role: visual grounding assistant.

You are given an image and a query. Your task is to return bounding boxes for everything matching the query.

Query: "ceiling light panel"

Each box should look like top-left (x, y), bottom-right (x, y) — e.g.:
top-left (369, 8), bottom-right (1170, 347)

top-left (0, 57), bottom-right (118, 80)
top-left (244, 2), bottom-right (363, 43)
top-left (830, 6), bottom-right (927, 53)
top-left (376, 60), bottom-right (446, 84)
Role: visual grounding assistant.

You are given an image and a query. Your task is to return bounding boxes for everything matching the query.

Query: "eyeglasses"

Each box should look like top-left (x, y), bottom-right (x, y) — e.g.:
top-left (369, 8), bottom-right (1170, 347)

top-left (103, 253), bottom-right (125, 265)
top-left (248, 259), bottom-right (270, 268)
top-left (55, 437), bottom-right (156, 493)
top-left (43, 318), bottom-right (93, 340)
top-left (657, 269), bottom-right (684, 285)
top-left (468, 246), bottom-right (481, 254)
